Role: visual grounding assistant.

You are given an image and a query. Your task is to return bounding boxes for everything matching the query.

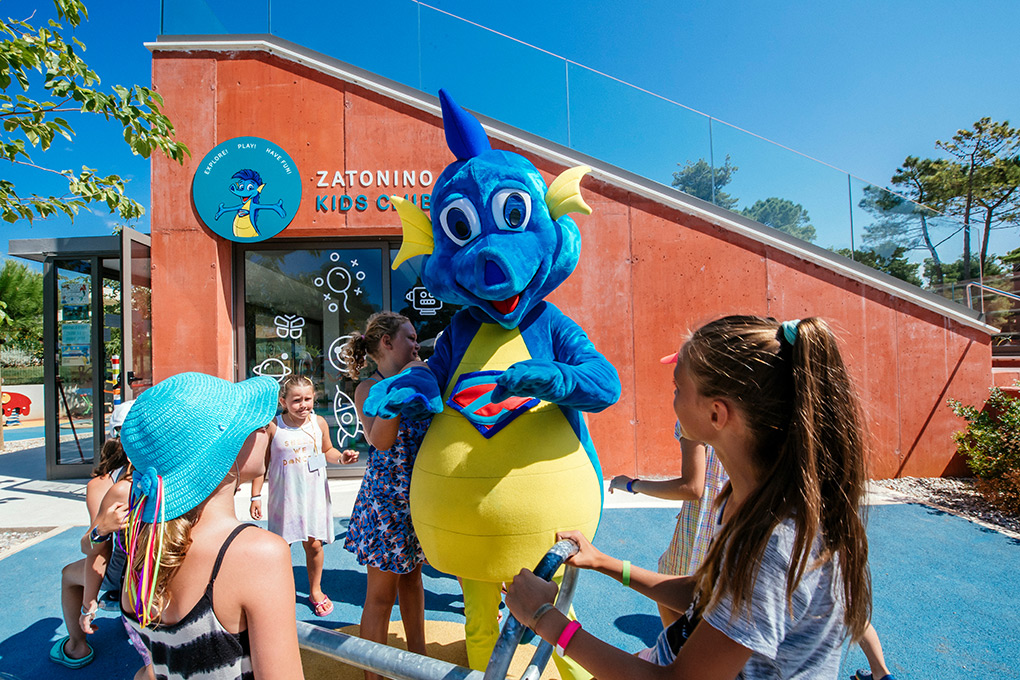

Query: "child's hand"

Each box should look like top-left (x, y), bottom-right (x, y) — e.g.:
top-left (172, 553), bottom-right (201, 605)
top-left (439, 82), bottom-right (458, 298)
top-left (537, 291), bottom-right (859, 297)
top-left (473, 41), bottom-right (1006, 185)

top-left (340, 449), bottom-right (359, 464)
top-left (250, 498), bottom-right (262, 520)
top-left (97, 501), bottom-right (129, 536)
top-left (556, 530), bottom-right (604, 571)
top-left (505, 569), bottom-right (558, 628)
top-left (608, 475), bottom-right (634, 494)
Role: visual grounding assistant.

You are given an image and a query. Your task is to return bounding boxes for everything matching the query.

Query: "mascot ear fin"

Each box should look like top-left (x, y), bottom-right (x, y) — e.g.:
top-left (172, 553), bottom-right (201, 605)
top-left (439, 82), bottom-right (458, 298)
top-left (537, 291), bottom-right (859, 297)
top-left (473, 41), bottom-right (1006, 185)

top-left (546, 165), bottom-right (592, 221)
top-left (439, 88), bottom-right (491, 160)
top-left (391, 196), bottom-right (434, 270)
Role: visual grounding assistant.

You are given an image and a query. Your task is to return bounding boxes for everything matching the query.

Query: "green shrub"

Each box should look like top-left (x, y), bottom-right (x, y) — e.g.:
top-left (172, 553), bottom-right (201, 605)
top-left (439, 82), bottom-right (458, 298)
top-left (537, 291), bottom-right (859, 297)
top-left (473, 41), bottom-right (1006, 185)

top-left (949, 386), bottom-right (1020, 514)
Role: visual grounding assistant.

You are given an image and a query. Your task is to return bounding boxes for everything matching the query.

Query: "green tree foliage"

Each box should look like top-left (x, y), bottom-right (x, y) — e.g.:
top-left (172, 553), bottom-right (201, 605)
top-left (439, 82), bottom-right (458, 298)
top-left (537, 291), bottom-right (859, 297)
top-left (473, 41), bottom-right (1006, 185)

top-left (0, 0), bottom-right (188, 224)
top-left (671, 155), bottom-right (738, 210)
top-left (949, 387), bottom-right (1020, 514)
top-left (740, 197), bottom-right (817, 242)
top-left (0, 259), bottom-right (43, 359)
top-left (923, 254), bottom-right (1004, 286)
top-left (936, 118), bottom-right (1020, 279)
top-left (833, 246), bottom-right (922, 287)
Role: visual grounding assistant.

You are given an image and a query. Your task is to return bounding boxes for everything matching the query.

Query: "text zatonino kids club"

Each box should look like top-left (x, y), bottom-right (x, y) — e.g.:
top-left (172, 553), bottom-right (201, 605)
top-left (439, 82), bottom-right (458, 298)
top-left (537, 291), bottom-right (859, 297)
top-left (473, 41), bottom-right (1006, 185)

top-left (314, 168), bottom-right (433, 213)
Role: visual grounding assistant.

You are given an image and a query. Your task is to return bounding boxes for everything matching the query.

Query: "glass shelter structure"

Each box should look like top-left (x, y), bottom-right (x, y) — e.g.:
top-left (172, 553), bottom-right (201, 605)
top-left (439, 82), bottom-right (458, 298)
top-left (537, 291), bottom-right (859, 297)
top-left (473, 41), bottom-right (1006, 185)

top-left (9, 229), bottom-right (152, 479)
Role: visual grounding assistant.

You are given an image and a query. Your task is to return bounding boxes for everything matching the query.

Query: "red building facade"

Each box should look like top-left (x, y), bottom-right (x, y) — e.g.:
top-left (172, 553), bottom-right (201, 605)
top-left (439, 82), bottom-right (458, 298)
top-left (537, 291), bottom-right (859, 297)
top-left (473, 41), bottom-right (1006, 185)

top-left (149, 39), bottom-right (994, 479)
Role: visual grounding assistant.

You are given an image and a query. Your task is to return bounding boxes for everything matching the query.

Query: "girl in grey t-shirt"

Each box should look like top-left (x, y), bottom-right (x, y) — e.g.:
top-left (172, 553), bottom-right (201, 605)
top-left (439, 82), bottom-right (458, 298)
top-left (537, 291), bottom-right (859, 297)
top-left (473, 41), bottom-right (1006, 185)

top-left (506, 316), bottom-right (873, 679)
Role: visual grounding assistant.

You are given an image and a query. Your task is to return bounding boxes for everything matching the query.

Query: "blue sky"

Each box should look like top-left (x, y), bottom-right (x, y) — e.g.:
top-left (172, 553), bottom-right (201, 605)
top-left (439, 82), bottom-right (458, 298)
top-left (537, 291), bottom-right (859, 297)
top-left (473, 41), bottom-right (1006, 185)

top-left (2, 0), bottom-right (1019, 262)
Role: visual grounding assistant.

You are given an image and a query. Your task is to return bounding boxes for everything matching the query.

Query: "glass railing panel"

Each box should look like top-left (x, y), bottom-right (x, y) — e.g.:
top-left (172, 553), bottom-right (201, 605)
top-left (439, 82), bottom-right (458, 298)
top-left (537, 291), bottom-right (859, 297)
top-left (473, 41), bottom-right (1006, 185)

top-left (565, 64), bottom-right (711, 194)
top-left (709, 120), bottom-right (853, 252)
top-left (162, 0), bottom-right (269, 35)
top-left (418, 8), bottom-right (569, 146)
top-left (848, 177), bottom-right (998, 309)
top-left (271, 0), bottom-right (420, 86)
top-left (849, 177), bottom-right (951, 291)
top-left (158, 1), bottom-right (1019, 318)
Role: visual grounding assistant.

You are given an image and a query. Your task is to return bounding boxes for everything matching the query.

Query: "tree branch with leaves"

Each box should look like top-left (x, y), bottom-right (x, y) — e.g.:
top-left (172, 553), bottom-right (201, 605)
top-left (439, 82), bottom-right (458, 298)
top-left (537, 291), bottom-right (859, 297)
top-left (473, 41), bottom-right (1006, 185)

top-left (0, 0), bottom-right (188, 224)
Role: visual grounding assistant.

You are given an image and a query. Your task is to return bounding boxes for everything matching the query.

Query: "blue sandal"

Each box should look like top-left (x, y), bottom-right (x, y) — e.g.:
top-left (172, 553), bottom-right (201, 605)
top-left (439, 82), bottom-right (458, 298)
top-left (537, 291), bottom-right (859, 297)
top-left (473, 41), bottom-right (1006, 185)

top-left (853, 672), bottom-right (896, 680)
top-left (48, 636), bottom-right (94, 669)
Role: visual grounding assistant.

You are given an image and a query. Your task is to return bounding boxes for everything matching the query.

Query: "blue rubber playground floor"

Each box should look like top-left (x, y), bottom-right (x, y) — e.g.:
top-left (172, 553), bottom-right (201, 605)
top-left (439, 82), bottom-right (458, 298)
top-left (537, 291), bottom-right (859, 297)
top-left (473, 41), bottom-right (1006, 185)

top-left (0, 498), bottom-right (1017, 679)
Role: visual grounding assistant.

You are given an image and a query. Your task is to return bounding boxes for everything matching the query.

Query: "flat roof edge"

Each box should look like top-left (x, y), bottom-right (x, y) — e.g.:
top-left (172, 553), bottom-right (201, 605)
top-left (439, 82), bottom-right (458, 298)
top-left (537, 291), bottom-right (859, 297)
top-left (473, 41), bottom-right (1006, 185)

top-left (147, 35), bottom-right (996, 336)
top-left (9, 235), bottom-right (121, 262)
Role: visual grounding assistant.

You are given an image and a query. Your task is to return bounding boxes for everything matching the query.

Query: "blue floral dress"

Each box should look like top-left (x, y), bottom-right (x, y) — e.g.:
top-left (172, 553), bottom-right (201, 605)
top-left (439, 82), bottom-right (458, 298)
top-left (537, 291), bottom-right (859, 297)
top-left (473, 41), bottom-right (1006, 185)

top-left (344, 416), bottom-right (430, 573)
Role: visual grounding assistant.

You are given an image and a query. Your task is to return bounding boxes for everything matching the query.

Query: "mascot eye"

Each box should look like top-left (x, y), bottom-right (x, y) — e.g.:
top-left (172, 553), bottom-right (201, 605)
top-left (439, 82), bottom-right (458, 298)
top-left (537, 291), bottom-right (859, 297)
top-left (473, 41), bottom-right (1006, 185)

top-left (439, 198), bottom-right (481, 246)
top-left (492, 189), bottom-right (531, 232)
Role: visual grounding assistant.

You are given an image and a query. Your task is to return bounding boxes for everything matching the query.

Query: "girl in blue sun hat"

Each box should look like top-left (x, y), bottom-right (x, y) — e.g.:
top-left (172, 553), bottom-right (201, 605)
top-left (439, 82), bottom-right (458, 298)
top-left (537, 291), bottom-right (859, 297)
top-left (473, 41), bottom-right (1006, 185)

top-left (118, 372), bottom-right (304, 680)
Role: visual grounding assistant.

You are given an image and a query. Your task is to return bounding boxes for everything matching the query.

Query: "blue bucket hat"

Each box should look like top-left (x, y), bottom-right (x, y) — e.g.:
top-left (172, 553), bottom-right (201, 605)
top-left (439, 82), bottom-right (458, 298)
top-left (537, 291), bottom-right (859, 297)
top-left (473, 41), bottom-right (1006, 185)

top-left (120, 372), bottom-right (279, 522)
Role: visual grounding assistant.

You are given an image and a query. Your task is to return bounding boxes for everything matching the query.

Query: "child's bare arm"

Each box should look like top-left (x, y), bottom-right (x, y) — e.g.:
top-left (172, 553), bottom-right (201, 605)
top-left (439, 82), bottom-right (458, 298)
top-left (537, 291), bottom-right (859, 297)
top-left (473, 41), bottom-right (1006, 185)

top-left (81, 480), bottom-right (130, 554)
top-left (507, 561), bottom-right (751, 680)
top-left (249, 423), bottom-right (274, 520)
top-left (556, 529), bottom-right (697, 612)
top-left (356, 380), bottom-right (402, 451)
top-left (609, 438), bottom-right (708, 500)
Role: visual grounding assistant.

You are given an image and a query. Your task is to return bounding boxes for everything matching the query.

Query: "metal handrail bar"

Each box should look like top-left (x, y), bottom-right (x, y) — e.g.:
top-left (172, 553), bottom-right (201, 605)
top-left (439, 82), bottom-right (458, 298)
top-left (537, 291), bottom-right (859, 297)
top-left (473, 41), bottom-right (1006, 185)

top-left (520, 563), bottom-right (579, 680)
top-left (297, 621), bottom-right (484, 680)
top-left (296, 540), bottom-right (580, 680)
top-left (966, 282), bottom-right (1020, 310)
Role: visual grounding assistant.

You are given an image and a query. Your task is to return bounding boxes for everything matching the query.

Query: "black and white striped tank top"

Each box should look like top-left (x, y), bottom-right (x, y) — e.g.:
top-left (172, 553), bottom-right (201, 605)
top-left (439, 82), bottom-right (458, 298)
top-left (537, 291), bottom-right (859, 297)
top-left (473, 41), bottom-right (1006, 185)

top-left (123, 524), bottom-right (255, 680)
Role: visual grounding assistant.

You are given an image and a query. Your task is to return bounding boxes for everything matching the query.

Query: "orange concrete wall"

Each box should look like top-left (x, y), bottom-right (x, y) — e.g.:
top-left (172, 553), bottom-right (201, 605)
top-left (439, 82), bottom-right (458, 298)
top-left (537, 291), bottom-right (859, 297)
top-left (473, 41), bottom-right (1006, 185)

top-left (151, 50), bottom-right (991, 478)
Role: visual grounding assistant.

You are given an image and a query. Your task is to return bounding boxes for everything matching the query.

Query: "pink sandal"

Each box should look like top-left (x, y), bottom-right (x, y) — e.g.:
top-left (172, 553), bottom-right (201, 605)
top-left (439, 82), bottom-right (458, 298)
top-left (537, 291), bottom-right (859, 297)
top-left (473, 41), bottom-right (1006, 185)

top-left (310, 595), bottom-right (334, 617)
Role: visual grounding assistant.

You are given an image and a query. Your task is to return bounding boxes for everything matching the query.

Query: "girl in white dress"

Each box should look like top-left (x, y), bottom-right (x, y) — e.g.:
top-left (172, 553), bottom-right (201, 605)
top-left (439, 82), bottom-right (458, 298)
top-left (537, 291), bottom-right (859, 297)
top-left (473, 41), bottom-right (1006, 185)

top-left (250, 376), bottom-right (358, 616)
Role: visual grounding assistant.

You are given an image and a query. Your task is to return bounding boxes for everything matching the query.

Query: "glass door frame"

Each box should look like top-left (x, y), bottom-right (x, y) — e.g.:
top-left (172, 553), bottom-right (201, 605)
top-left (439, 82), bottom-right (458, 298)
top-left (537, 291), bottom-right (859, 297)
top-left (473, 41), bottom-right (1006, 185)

top-left (231, 238), bottom-right (400, 382)
top-left (43, 250), bottom-right (119, 480)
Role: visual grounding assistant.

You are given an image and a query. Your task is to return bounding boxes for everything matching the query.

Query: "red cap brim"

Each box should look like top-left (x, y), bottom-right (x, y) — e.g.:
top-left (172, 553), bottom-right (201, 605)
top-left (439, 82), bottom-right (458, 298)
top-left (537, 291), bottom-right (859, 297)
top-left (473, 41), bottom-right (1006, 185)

top-left (660, 352), bottom-right (678, 364)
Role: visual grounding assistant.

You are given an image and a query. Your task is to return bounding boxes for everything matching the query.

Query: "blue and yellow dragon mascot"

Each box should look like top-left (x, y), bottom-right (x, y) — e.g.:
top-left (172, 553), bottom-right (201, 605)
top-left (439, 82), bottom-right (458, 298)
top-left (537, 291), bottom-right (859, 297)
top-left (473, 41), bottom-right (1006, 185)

top-left (367, 90), bottom-right (621, 677)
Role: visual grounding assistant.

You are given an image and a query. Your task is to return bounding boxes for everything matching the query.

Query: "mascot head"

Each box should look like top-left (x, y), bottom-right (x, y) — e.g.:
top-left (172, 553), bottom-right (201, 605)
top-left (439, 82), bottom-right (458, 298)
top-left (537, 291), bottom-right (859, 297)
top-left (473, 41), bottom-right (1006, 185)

top-left (391, 89), bottom-right (592, 330)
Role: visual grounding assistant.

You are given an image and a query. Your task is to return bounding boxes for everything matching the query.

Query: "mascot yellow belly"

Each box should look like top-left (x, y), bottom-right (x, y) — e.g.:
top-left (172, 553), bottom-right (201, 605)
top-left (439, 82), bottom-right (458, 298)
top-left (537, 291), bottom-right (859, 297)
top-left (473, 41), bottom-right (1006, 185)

top-left (232, 198), bottom-right (258, 238)
top-left (410, 324), bottom-right (601, 582)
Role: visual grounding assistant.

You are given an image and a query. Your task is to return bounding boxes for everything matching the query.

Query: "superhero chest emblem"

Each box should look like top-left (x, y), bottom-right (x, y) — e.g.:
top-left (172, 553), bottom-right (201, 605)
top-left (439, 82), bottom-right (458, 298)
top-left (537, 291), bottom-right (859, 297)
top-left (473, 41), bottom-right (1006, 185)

top-left (446, 370), bottom-right (539, 439)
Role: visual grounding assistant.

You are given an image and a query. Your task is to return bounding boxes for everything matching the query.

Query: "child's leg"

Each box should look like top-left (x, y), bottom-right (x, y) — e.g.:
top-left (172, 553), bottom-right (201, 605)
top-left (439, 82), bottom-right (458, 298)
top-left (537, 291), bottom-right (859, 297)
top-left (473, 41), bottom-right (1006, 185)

top-left (361, 566), bottom-right (400, 680)
top-left (59, 559), bottom-right (91, 658)
top-left (396, 564), bottom-right (426, 656)
top-left (859, 623), bottom-right (892, 678)
top-left (303, 538), bottom-right (326, 602)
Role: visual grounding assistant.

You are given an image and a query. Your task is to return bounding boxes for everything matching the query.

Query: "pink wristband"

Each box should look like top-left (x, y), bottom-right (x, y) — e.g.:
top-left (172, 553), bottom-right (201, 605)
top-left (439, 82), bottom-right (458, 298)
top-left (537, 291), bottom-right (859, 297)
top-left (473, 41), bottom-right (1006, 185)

top-left (555, 620), bottom-right (582, 657)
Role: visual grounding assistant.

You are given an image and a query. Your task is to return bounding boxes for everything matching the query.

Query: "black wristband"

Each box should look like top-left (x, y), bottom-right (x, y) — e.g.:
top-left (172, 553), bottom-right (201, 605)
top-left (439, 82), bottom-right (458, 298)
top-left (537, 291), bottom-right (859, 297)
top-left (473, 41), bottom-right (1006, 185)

top-left (89, 526), bottom-right (110, 544)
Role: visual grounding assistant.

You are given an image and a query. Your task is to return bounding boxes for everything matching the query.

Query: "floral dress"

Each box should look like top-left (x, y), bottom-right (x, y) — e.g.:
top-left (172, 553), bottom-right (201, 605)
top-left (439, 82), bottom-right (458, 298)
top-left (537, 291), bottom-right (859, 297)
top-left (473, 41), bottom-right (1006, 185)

top-left (344, 416), bottom-right (430, 573)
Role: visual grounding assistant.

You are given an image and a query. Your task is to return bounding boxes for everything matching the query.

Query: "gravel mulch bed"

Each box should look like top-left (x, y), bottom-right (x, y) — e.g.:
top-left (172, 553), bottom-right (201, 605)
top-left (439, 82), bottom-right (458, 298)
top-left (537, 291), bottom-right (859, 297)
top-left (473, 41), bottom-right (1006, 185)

top-left (0, 529), bottom-right (46, 558)
top-left (1, 436), bottom-right (44, 453)
top-left (873, 476), bottom-right (1020, 536)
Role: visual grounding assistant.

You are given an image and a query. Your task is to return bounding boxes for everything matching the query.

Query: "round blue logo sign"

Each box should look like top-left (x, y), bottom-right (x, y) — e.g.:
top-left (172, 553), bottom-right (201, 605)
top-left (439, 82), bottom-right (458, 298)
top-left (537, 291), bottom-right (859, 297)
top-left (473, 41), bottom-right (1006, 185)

top-left (192, 136), bottom-right (302, 243)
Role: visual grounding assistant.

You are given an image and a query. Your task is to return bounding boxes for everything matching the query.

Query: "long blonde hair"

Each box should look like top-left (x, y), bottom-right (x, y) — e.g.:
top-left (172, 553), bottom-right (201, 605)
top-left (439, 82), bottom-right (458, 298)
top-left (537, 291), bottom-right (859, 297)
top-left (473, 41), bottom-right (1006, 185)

top-left (340, 311), bottom-right (409, 380)
top-left (685, 316), bottom-right (871, 641)
top-left (123, 506), bottom-right (200, 627)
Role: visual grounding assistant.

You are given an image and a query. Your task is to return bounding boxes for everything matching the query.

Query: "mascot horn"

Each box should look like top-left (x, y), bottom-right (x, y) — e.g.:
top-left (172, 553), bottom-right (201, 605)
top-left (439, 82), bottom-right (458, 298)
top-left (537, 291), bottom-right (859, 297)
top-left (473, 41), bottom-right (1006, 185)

top-left (366, 89), bottom-right (621, 678)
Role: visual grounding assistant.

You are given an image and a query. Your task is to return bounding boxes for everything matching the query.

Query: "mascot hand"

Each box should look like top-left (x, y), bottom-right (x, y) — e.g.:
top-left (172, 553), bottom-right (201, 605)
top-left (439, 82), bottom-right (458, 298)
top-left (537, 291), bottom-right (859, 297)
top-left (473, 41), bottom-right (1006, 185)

top-left (364, 365), bottom-right (443, 420)
top-left (491, 360), bottom-right (567, 403)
